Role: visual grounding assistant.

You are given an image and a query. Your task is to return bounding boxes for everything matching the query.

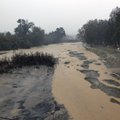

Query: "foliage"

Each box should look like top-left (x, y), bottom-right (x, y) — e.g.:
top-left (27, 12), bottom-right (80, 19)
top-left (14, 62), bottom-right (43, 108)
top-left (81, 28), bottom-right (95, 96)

top-left (0, 52), bottom-right (57, 73)
top-left (15, 19), bottom-right (34, 37)
top-left (77, 7), bottom-right (120, 48)
top-left (45, 27), bottom-right (66, 44)
top-left (0, 19), bottom-right (66, 51)
top-left (29, 26), bottom-right (45, 46)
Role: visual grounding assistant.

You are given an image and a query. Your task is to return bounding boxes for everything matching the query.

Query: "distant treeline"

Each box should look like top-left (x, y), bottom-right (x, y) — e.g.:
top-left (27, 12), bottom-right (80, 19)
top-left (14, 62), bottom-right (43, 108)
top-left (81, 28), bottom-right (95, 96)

top-left (77, 7), bottom-right (120, 48)
top-left (0, 19), bottom-right (66, 51)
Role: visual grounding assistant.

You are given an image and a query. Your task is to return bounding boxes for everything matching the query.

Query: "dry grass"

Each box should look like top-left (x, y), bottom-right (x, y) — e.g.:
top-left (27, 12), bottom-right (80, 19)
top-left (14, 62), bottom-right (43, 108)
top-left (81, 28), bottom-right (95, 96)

top-left (85, 45), bottom-right (120, 68)
top-left (0, 52), bottom-right (57, 73)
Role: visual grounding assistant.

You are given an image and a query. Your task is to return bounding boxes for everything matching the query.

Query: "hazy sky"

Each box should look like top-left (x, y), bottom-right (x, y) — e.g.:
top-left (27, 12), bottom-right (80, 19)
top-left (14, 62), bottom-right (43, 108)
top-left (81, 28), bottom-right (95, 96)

top-left (0, 0), bottom-right (120, 35)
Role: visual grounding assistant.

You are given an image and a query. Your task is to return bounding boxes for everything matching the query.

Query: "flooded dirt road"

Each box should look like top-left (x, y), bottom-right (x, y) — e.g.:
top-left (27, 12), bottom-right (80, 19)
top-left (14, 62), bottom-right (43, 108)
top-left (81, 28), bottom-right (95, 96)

top-left (51, 43), bottom-right (120, 120)
top-left (0, 42), bottom-right (120, 120)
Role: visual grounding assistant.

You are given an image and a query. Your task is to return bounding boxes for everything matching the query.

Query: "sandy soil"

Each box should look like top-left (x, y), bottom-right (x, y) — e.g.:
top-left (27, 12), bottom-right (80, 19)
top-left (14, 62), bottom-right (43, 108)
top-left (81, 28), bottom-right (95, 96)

top-left (0, 42), bottom-right (120, 120)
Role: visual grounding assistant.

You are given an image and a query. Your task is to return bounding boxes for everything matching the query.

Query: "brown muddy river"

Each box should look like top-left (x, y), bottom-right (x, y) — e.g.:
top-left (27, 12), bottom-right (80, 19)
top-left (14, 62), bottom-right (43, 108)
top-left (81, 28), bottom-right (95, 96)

top-left (0, 42), bottom-right (120, 120)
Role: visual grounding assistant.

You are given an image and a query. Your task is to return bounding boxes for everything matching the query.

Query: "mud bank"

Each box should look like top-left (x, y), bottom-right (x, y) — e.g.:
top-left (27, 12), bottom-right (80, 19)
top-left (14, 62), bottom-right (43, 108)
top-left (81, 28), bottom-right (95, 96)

top-left (0, 66), bottom-right (69, 120)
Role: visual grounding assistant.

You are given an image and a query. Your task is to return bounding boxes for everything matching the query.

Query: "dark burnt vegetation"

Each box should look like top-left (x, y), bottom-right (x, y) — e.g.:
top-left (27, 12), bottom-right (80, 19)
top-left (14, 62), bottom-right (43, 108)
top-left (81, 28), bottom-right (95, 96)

top-left (0, 52), bottom-right (57, 73)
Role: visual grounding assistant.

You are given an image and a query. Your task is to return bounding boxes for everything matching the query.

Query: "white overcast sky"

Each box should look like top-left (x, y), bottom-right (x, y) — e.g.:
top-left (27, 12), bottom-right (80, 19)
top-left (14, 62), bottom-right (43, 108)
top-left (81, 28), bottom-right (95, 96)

top-left (0, 0), bottom-right (120, 34)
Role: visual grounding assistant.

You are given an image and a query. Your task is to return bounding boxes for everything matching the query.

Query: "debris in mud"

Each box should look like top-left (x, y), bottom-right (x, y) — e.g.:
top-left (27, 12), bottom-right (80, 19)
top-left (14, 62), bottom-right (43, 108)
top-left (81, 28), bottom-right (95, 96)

top-left (81, 60), bottom-right (93, 69)
top-left (81, 64), bottom-right (89, 69)
top-left (84, 60), bottom-right (93, 64)
top-left (110, 98), bottom-right (120, 105)
top-left (104, 72), bottom-right (108, 74)
top-left (95, 63), bottom-right (101, 65)
top-left (12, 84), bottom-right (18, 88)
top-left (111, 73), bottom-right (120, 80)
top-left (69, 51), bottom-right (87, 60)
top-left (64, 61), bottom-right (70, 65)
top-left (104, 79), bottom-right (120, 87)
top-left (79, 69), bottom-right (120, 98)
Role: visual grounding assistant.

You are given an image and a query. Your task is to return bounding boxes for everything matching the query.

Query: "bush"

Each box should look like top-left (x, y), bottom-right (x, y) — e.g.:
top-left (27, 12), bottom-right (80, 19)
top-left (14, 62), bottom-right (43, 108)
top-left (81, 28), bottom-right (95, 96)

top-left (0, 52), bottom-right (57, 73)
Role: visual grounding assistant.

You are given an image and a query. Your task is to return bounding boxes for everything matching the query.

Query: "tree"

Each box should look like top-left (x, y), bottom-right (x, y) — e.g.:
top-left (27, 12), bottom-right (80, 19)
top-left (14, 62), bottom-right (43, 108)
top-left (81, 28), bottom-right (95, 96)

top-left (45, 27), bottom-right (66, 43)
top-left (109, 7), bottom-right (120, 47)
top-left (15, 19), bottom-right (34, 38)
top-left (55, 27), bottom-right (66, 39)
top-left (29, 26), bottom-right (45, 46)
top-left (77, 7), bottom-right (120, 48)
top-left (77, 19), bottom-right (109, 45)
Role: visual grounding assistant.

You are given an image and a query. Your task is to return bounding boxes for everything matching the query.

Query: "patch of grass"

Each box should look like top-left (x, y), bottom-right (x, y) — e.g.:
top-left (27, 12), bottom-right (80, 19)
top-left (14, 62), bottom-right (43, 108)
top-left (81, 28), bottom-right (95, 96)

top-left (104, 79), bottom-right (120, 87)
top-left (85, 45), bottom-right (120, 68)
top-left (110, 98), bottom-right (120, 105)
top-left (111, 73), bottom-right (120, 80)
top-left (64, 61), bottom-right (70, 65)
top-left (0, 52), bottom-right (57, 73)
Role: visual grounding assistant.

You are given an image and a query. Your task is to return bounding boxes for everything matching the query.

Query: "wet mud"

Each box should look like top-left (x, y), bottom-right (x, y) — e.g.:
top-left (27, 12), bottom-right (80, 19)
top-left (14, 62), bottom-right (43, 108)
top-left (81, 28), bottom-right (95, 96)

top-left (0, 67), bottom-right (69, 120)
top-left (69, 51), bottom-right (87, 60)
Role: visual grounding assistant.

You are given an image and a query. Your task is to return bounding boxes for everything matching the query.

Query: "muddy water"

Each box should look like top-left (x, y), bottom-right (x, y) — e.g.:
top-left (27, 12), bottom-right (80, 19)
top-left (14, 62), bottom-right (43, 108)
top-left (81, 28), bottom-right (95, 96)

top-left (51, 43), bottom-right (120, 120)
top-left (1, 42), bottom-right (120, 120)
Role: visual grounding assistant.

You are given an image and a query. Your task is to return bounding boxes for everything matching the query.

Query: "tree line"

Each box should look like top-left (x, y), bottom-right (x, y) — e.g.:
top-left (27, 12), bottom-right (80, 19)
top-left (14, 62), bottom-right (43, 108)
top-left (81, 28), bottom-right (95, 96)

top-left (77, 7), bottom-right (120, 48)
top-left (0, 19), bottom-right (66, 51)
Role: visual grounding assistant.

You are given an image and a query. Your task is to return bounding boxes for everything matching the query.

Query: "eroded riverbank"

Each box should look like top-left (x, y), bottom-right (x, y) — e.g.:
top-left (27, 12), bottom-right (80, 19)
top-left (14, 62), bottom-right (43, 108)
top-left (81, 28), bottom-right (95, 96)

top-left (0, 66), bottom-right (69, 120)
top-left (0, 42), bottom-right (120, 120)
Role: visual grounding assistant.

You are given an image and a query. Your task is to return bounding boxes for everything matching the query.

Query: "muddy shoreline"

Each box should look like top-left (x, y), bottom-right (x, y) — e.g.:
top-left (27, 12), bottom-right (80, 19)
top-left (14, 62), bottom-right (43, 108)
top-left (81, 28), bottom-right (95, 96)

top-left (0, 42), bottom-right (120, 120)
top-left (0, 66), bottom-right (69, 120)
